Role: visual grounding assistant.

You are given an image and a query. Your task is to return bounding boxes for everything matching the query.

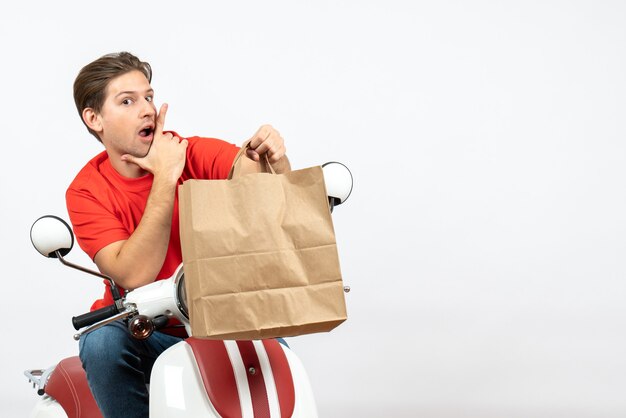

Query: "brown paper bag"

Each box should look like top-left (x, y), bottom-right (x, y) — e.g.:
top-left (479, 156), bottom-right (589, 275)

top-left (179, 145), bottom-right (347, 340)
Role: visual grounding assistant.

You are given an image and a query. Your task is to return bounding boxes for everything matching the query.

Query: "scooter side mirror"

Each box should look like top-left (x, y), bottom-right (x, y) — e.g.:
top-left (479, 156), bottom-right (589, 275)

top-left (30, 215), bottom-right (74, 258)
top-left (322, 162), bottom-right (353, 208)
top-left (30, 215), bottom-right (122, 302)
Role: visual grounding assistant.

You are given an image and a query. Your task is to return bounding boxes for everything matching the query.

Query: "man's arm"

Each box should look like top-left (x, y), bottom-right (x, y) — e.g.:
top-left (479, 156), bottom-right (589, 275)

top-left (239, 124), bottom-right (291, 174)
top-left (93, 104), bottom-right (188, 290)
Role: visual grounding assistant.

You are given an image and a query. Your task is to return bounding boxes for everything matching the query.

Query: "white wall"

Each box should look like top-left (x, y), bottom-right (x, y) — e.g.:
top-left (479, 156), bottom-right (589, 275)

top-left (2, 1), bottom-right (626, 417)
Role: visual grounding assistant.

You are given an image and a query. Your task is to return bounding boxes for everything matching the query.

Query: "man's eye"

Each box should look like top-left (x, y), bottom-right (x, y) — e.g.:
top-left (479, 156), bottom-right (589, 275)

top-left (146, 96), bottom-right (153, 102)
top-left (122, 98), bottom-right (133, 105)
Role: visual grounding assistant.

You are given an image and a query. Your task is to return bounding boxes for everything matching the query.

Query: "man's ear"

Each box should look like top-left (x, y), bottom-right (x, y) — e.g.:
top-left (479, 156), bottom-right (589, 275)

top-left (82, 108), bottom-right (103, 133)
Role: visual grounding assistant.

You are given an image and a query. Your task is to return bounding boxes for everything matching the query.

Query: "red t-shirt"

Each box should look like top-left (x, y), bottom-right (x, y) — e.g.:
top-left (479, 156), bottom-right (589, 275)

top-left (66, 135), bottom-right (240, 311)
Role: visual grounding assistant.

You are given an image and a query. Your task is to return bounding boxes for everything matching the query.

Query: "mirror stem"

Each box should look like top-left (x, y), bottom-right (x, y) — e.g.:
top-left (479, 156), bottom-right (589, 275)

top-left (54, 250), bottom-right (122, 301)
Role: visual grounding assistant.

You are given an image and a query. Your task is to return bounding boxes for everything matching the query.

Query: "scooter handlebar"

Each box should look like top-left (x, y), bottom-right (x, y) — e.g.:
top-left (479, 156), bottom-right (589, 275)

top-left (72, 304), bottom-right (120, 330)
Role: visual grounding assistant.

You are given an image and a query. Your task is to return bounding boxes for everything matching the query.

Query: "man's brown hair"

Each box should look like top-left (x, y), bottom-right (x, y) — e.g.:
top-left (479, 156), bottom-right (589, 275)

top-left (73, 52), bottom-right (152, 141)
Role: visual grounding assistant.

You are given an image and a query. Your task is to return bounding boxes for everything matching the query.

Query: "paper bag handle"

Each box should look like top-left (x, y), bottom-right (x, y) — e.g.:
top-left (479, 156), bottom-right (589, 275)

top-left (228, 140), bottom-right (276, 179)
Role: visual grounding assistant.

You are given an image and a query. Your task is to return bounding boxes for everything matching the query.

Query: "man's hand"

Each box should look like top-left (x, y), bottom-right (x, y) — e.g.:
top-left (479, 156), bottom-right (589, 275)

top-left (240, 124), bottom-right (291, 174)
top-left (245, 124), bottom-right (286, 164)
top-left (121, 104), bottom-right (188, 184)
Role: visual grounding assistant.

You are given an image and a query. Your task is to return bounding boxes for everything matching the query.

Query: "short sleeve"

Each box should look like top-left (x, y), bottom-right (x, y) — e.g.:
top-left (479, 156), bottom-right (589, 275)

top-left (183, 137), bottom-right (240, 180)
top-left (66, 177), bottom-right (130, 260)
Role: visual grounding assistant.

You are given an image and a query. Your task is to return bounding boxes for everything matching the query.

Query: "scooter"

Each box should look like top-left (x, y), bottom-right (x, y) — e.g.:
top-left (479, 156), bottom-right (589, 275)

top-left (25, 162), bottom-right (353, 418)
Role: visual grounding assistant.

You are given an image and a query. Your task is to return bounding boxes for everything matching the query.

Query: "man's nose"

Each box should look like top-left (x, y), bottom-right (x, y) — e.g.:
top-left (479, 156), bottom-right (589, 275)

top-left (140, 100), bottom-right (156, 118)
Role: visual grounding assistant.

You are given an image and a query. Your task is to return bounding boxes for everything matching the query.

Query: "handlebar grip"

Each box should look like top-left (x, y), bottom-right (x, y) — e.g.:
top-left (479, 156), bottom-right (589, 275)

top-left (72, 304), bottom-right (120, 330)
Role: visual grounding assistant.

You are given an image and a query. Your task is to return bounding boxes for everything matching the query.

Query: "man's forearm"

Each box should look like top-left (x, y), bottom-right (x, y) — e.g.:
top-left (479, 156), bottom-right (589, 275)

top-left (95, 176), bottom-right (176, 290)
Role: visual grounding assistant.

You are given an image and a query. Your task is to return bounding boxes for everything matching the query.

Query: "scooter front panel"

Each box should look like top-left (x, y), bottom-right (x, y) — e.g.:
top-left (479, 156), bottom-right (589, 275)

top-left (188, 338), bottom-right (313, 418)
top-left (150, 339), bottom-right (318, 418)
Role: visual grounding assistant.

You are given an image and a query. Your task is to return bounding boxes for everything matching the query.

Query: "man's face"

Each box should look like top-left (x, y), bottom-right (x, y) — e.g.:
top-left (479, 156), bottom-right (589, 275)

top-left (95, 70), bottom-right (157, 161)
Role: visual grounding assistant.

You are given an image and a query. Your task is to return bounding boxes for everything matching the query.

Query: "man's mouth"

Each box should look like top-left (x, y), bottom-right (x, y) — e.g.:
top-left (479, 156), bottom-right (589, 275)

top-left (139, 127), bottom-right (154, 138)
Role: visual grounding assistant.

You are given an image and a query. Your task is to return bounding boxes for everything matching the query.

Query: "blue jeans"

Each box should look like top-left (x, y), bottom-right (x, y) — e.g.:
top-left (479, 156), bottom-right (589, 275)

top-left (79, 320), bottom-right (183, 418)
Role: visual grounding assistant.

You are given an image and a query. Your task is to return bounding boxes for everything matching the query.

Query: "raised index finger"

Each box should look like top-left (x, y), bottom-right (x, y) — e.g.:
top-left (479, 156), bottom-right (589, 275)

top-left (155, 103), bottom-right (168, 133)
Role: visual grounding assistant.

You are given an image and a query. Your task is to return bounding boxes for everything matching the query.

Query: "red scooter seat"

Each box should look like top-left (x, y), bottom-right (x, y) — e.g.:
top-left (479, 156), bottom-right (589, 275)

top-left (45, 356), bottom-right (102, 418)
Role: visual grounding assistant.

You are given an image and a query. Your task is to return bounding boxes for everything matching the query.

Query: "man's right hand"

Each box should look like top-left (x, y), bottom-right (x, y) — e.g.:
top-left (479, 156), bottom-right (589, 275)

top-left (121, 103), bottom-right (188, 184)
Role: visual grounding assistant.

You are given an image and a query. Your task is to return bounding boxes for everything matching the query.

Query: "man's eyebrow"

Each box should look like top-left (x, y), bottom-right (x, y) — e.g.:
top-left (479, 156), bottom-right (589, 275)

top-left (115, 88), bottom-right (154, 97)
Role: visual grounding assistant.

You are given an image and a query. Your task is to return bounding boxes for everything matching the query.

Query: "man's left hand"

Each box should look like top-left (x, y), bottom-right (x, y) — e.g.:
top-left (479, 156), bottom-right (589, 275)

top-left (245, 124), bottom-right (286, 164)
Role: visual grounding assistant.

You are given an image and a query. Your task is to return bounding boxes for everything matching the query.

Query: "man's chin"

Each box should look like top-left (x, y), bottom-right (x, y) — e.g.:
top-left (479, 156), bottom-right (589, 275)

top-left (121, 150), bottom-right (149, 163)
top-left (131, 143), bottom-right (152, 159)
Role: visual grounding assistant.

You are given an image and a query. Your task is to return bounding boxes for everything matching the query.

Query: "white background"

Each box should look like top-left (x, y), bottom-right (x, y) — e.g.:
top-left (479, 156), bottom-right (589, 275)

top-left (1, 1), bottom-right (625, 417)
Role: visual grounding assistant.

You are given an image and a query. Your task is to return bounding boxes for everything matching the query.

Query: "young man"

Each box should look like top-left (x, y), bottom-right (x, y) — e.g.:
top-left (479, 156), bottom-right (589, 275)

top-left (66, 52), bottom-right (290, 418)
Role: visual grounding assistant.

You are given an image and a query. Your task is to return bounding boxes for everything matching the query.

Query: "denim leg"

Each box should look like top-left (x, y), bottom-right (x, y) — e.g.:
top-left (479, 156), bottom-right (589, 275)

top-left (79, 320), bottom-right (183, 418)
